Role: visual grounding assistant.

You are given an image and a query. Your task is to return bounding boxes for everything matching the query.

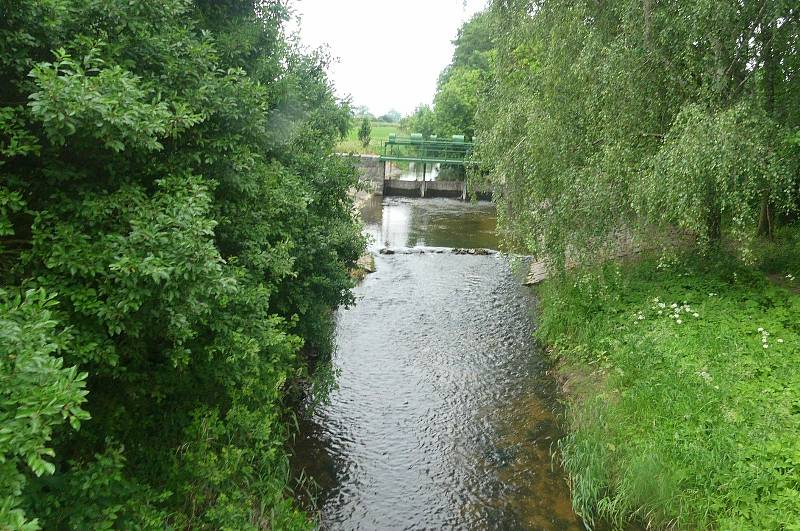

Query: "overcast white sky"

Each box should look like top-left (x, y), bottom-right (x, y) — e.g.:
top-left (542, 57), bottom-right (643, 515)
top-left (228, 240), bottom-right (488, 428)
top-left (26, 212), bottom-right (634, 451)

top-left (291, 0), bottom-right (488, 117)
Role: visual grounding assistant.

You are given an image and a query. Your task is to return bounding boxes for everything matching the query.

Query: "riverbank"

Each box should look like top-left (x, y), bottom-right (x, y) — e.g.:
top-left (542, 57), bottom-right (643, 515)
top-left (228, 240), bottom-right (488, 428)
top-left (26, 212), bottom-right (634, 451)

top-left (534, 246), bottom-right (800, 528)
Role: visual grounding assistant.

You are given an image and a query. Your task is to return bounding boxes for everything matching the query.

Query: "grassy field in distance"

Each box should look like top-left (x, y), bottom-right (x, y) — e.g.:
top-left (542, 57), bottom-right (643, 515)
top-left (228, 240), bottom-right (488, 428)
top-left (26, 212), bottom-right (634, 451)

top-left (336, 120), bottom-right (403, 155)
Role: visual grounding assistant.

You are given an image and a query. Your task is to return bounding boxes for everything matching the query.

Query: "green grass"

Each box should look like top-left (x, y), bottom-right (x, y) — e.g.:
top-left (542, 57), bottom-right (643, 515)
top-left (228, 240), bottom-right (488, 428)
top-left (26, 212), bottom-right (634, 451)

top-left (536, 242), bottom-right (800, 529)
top-left (336, 121), bottom-right (402, 155)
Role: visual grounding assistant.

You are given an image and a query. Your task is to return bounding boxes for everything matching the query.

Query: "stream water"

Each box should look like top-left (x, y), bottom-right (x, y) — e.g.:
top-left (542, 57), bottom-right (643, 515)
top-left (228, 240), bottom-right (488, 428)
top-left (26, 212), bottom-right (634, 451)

top-left (292, 196), bottom-right (581, 530)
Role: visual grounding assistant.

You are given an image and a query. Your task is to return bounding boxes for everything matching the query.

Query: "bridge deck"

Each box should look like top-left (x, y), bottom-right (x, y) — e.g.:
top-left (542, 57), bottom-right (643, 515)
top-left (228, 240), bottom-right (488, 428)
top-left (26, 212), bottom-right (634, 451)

top-left (381, 135), bottom-right (474, 166)
top-left (379, 155), bottom-right (477, 165)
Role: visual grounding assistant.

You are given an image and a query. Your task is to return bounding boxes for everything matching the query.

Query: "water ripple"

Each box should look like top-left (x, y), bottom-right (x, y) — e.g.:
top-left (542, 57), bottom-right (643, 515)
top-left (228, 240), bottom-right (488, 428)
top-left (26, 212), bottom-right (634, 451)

top-left (292, 199), bottom-right (581, 530)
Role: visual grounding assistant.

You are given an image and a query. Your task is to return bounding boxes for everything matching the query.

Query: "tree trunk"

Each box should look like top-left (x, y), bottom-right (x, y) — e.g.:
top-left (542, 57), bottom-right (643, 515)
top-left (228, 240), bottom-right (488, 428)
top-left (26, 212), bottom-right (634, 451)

top-left (757, 192), bottom-right (773, 238)
top-left (707, 203), bottom-right (722, 244)
top-left (758, 18), bottom-right (776, 238)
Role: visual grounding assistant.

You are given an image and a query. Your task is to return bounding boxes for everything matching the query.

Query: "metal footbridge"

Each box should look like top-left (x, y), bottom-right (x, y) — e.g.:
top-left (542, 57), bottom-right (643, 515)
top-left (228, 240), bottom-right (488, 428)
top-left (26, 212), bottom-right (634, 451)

top-left (377, 133), bottom-right (489, 199)
top-left (379, 133), bottom-right (474, 166)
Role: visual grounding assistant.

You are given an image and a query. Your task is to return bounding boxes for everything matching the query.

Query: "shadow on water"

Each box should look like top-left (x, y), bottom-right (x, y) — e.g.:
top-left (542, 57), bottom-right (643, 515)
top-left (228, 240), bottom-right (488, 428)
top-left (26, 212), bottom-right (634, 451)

top-left (291, 196), bottom-right (585, 530)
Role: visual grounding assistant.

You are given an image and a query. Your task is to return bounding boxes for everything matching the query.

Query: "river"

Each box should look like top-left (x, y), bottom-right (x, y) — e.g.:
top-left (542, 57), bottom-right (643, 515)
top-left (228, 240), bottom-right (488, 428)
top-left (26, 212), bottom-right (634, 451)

top-left (292, 196), bottom-right (581, 530)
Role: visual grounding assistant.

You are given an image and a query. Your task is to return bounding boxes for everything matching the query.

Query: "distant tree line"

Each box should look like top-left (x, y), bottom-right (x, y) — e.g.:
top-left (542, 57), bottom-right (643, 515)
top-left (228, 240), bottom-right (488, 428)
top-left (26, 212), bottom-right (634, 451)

top-left (352, 105), bottom-right (401, 124)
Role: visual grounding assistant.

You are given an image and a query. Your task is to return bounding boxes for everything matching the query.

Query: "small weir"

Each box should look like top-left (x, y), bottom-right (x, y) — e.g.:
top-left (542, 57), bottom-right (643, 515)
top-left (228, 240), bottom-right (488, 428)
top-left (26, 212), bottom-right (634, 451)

top-left (292, 197), bottom-right (581, 529)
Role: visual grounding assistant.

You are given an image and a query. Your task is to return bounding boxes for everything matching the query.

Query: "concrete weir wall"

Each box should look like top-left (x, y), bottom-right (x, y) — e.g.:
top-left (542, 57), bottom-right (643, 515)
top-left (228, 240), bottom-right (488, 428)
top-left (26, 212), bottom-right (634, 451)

top-left (383, 179), bottom-right (466, 199)
top-left (344, 154), bottom-right (492, 200)
top-left (345, 154), bottom-right (384, 194)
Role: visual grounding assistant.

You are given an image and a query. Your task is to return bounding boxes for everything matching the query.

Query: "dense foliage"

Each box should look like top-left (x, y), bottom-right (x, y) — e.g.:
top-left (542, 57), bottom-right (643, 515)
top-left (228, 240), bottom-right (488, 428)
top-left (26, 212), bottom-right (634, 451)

top-left (0, 0), bottom-right (363, 528)
top-left (476, 0), bottom-right (800, 263)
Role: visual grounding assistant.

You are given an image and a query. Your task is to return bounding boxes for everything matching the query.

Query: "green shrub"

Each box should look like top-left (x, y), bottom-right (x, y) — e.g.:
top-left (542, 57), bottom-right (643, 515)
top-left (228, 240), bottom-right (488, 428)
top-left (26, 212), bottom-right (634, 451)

top-left (0, 0), bottom-right (363, 527)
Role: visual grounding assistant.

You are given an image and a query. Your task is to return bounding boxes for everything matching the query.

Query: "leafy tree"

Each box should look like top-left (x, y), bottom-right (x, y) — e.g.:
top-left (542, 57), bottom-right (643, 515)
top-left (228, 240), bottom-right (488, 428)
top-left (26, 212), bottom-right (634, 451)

top-left (439, 10), bottom-right (496, 86)
top-left (434, 68), bottom-right (483, 139)
top-left (358, 117), bottom-right (372, 147)
top-left (353, 105), bottom-right (374, 120)
top-left (475, 0), bottom-right (800, 265)
top-left (0, 0), bottom-right (363, 528)
top-left (405, 10), bottom-right (496, 141)
top-left (0, 289), bottom-right (90, 528)
top-left (402, 104), bottom-right (437, 138)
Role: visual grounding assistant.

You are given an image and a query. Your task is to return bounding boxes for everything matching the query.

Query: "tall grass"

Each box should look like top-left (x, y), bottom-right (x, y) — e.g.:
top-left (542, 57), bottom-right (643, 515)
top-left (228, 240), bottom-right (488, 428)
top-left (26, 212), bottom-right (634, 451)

top-left (537, 246), bottom-right (800, 529)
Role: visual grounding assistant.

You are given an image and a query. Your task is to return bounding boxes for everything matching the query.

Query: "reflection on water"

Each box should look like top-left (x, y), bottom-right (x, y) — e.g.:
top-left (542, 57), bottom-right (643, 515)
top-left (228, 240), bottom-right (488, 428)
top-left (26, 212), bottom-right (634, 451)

top-left (362, 196), bottom-right (498, 251)
top-left (292, 197), bottom-right (580, 530)
top-left (390, 161), bottom-right (441, 182)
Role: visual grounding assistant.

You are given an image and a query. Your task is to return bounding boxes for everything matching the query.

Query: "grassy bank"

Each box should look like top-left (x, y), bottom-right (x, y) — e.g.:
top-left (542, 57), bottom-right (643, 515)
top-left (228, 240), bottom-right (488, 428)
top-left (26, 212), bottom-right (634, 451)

top-left (536, 243), bottom-right (800, 528)
top-left (336, 120), bottom-right (402, 155)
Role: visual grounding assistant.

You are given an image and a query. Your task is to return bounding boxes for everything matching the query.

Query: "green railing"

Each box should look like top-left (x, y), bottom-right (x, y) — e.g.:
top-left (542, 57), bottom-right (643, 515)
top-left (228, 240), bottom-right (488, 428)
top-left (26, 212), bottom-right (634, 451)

top-left (380, 134), bottom-right (474, 165)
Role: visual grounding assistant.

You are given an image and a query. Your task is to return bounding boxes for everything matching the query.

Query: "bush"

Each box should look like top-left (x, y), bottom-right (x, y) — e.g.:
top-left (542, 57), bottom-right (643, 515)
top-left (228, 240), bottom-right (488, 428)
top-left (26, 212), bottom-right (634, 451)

top-left (358, 118), bottom-right (372, 148)
top-left (0, 0), bottom-right (363, 527)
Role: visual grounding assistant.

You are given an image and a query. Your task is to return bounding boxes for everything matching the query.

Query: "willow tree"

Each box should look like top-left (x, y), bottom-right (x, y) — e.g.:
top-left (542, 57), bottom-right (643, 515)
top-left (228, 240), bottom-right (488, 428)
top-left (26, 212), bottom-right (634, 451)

top-left (477, 0), bottom-right (800, 264)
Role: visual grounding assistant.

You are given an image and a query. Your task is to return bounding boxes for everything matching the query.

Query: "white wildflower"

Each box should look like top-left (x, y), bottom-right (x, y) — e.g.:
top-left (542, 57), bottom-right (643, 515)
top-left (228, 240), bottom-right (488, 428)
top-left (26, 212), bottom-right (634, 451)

top-left (693, 313), bottom-right (699, 318)
top-left (676, 319), bottom-right (683, 324)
